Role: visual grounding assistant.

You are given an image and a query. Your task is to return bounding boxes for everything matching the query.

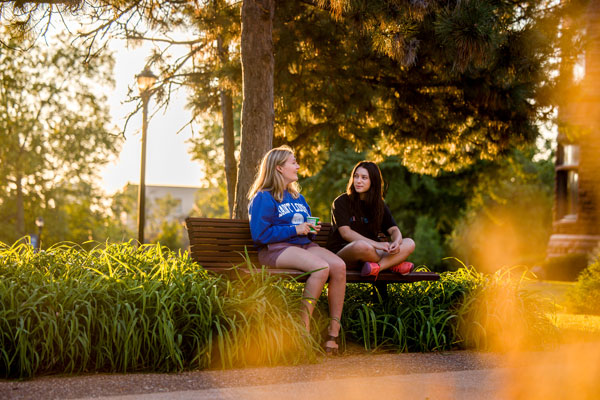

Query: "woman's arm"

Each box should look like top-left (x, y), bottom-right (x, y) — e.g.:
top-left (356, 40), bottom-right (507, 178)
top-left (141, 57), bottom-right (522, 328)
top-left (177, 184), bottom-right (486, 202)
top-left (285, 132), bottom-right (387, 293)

top-left (387, 226), bottom-right (403, 254)
top-left (249, 193), bottom-right (297, 245)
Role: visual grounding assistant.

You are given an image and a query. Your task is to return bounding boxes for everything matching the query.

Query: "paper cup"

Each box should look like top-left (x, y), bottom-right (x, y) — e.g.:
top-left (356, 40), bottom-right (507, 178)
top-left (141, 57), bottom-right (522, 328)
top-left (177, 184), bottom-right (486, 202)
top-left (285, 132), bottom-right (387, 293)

top-left (307, 216), bottom-right (320, 233)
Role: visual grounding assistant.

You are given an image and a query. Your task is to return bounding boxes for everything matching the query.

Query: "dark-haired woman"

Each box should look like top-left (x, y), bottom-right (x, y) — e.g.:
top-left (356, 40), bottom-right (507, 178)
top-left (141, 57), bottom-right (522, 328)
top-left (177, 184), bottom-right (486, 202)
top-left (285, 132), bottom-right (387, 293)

top-left (326, 161), bottom-right (415, 279)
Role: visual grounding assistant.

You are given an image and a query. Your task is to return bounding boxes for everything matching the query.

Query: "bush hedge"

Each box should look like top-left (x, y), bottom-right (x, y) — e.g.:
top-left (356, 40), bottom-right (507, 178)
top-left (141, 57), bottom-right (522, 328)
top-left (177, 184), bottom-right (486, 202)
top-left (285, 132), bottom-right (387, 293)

top-left (566, 258), bottom-right (600, 315)
top-left (0, 242), bottom-right (555, 378)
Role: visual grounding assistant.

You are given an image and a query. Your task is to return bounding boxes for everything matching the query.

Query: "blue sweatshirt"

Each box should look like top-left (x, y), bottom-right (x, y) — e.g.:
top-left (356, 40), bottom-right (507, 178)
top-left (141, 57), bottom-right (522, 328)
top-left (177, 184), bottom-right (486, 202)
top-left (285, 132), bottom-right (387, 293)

top-left (248, 190), bottom-right (313, 247)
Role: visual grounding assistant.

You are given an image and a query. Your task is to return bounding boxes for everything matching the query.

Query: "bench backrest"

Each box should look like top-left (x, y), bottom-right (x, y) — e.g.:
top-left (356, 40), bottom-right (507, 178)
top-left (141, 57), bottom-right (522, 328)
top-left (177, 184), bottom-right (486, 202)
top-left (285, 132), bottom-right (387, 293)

top-left (186, 217), bottom-right (331, 269)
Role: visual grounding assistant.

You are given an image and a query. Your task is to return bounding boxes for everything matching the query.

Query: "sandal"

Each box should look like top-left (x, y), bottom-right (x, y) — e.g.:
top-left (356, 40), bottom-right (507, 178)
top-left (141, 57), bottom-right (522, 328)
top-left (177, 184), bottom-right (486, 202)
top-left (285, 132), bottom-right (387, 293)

top-left (390, 261), bottom-right (414, 275)
top-left (324, 335), bottom-right (339, 356)
top-left (361, 262), bottom-right (380, 280)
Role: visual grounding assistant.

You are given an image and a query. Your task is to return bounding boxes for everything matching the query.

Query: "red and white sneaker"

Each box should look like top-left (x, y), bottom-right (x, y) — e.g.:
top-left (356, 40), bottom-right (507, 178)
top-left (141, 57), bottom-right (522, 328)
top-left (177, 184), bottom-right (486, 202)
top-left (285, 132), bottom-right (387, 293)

top-left (361, 262), bottom-right (380, 279)
top-left (390, 261), bottom-right (415, 275)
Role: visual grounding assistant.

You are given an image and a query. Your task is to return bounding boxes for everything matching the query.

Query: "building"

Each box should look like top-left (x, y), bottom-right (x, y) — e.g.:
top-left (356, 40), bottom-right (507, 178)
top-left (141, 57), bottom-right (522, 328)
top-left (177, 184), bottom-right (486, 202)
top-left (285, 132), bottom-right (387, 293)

top-left (119, 184), bottom-right (203, 248)
top-left (547, 0), bottom-right (600, 258)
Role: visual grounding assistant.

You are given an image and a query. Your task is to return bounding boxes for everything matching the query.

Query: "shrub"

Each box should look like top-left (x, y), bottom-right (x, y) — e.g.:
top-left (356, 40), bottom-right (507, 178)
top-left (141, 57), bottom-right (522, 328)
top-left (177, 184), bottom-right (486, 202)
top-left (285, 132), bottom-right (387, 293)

top-left (566, 259), bottom-right (600, 315)
top-left (456, 267), bottom-right (557, 351)
top-left (540, 253), bottom-right (589, 281)
top-left (0, 241), bottom-right (556, 378)
top-left (0, 241), bottom-right (314, 378)
top-left (316, 263), bottom-right (555, 353)
top-left (410, 215), bottom-right (445, 272)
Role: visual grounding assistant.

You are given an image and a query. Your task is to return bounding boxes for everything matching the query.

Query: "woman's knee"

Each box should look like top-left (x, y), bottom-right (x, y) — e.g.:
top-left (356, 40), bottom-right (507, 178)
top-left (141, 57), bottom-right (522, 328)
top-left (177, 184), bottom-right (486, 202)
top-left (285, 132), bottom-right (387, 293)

top-left (328, 258), bottom-right (346, 279)
top-left (354, 240), bottom-right (372, 252)
top-left (403, 238), bottom-right (416, 254)
top-left (351, 240), bottom-right (377, 257)
top-left (309, 263), bottom-right (330, 281)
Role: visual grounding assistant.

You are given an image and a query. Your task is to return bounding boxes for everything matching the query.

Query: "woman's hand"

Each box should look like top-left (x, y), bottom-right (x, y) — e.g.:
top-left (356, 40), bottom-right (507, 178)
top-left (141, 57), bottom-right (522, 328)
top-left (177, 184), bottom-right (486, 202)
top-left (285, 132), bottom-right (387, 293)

top-left (388, 239), bottom-right (402, 254)
top-left (373, 241), bottom-right (390, 252)
top-left (312, 221), bottom-right (321, 233)
top-left (295, 222), bottom-right (313, 236)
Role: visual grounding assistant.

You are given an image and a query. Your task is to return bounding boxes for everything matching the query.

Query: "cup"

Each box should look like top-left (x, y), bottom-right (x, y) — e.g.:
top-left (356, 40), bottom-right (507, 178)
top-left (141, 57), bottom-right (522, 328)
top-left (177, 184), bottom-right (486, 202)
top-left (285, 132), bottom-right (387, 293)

top-left (307, 216), bottom-right (320, 233)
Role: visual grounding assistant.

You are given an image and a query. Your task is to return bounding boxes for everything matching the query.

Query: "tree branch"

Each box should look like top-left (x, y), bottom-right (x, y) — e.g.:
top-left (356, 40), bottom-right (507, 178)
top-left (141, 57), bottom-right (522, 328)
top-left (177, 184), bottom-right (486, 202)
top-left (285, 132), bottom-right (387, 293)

top-left (12, 0), bottom-right (81, 5)
top-left (125, 34), bottom-right (204, 46)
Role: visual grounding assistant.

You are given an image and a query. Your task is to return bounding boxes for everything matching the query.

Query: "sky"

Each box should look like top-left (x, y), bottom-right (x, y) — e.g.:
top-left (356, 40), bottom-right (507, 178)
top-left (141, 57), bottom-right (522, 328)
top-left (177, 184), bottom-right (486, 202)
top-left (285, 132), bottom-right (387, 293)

top-left (99, 40), bottom-right (205, 195)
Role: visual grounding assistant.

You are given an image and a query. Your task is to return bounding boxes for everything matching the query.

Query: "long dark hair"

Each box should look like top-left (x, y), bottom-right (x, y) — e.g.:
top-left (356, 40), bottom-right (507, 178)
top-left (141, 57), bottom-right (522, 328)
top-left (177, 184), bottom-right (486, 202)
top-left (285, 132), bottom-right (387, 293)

top-left (346, 161), bottom-right (385, 233)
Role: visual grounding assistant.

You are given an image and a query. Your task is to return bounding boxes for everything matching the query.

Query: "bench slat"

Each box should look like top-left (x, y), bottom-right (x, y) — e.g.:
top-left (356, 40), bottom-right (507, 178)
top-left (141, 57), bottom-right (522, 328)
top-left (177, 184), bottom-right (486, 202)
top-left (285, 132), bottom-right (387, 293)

top-left (188, 244), bottom-right (258, 252)
top-left (202, 267), bottom-right (439, 283)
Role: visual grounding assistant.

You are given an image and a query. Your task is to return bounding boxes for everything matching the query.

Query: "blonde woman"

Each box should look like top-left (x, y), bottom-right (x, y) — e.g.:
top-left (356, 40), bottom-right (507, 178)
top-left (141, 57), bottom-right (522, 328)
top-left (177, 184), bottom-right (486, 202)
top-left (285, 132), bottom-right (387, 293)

top-left (248, 146), bottom-right (346, 355)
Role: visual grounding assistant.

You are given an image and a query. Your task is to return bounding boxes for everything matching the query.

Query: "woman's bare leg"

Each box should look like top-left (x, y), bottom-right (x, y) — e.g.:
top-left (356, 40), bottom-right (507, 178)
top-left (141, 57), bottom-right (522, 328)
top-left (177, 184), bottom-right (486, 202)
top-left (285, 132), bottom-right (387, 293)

top-left (378, 238), bottom-right (416, 270)
top-left (307, 246), bottom-right (346, 350)
top-left (336, 240), bottom-right (380, 267)
top-left (276, 247), bottom-right (330, 331)
top-left (336, 238), bottom-right (416, 271)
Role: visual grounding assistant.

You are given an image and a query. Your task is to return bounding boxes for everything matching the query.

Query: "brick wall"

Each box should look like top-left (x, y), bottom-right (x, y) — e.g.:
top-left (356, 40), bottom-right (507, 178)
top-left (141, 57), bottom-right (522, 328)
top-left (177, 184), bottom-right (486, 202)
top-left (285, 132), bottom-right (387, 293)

top-left (547, 0), bottom-right (600, 257)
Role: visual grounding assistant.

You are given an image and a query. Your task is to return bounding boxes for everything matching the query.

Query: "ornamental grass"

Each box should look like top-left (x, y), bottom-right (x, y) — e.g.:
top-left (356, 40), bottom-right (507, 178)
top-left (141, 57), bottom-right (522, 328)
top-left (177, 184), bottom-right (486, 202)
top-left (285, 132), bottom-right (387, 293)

top-left (0, 241), bottom-right (313, 378)
top-left (1, 242), bottom-right (554, 379)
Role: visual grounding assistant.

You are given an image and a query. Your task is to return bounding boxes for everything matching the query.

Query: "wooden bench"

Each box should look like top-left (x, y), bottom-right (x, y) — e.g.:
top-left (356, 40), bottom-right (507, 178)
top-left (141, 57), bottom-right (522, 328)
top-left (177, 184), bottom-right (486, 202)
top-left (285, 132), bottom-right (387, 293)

top-left (185, 217), bottom-right (440, 286)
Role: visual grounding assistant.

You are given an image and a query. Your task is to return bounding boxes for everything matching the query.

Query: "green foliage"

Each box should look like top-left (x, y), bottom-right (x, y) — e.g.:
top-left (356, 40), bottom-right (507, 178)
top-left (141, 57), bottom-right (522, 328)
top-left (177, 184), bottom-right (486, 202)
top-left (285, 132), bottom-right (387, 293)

top-left (146, 194), bottom-right (184, 248)
top-left (317, 265), bottom-right (555, 353)
top-left (566, 257), bottom-right (600, 315)
top-left (191, 186), bottom-right (230, 219)
top-left (275, 0), bottom-right (569, 174)
top-left (303, 145), bottom-right (554, 275)
top-left (0, 34), bottom-right (121, 244)
top-left (109, 185), bottom-right (190, 248)
top-left (411, 216), bottom-right (445, 271)
top-left (187, 106), bottom-right (241, 188)
top-left (449, 148), bottom-right (554, 272)
top-left (155, 221), bottom-right (184, 250)
top-left (0, 241), bottom-right (314, 378)
top-left (456, 267), bottom-right (557, 351)
top-left (0, 240), bottom-right (556, 378)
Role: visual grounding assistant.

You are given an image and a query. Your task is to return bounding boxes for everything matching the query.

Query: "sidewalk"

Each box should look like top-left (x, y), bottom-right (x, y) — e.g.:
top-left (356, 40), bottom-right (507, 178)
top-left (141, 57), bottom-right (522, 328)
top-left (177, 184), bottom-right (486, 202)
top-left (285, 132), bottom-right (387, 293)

top-left (74, 368), bottom-right (510, 400)
top-left (3, 341), bottom-right (599, 400)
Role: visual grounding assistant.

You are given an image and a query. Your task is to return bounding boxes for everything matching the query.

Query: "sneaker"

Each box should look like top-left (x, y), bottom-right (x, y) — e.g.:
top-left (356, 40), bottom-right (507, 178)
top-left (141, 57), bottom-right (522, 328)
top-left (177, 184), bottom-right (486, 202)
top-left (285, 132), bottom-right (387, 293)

top-left (361, 262), bottom-right (380, 279)
top-left (390, 261), bottom-right (414, 275)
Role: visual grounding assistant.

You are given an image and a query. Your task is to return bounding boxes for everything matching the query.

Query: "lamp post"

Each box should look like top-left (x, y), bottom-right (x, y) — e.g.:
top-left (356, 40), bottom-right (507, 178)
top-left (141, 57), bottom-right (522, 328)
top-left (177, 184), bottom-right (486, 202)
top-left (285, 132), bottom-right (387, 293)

top-left (35, 217), bottom-right (44, 250)
top-left (136, 67), bottom-right (157, 244)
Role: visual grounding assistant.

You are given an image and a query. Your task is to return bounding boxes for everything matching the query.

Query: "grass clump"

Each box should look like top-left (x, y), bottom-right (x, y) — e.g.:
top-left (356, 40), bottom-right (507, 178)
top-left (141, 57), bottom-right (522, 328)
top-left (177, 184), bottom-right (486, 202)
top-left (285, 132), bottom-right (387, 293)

top-left (566, 258), bottom-right (600, 315)
top-left (456, 267), bottom-right (557, 351)
top-left (0, 241), bottom-right (313, 379)
top-left (1, 240), bottom-right (556, 379)
top-left (323, 264), bottom-right (556, 353)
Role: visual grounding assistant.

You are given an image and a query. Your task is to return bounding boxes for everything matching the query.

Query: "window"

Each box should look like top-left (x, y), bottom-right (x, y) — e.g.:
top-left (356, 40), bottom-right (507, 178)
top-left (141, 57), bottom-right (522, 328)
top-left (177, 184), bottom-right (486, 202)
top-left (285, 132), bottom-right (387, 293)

top-left (574, 51), bottom-right (586, 83)
top-left (556, 144), bottom-right (579, 220)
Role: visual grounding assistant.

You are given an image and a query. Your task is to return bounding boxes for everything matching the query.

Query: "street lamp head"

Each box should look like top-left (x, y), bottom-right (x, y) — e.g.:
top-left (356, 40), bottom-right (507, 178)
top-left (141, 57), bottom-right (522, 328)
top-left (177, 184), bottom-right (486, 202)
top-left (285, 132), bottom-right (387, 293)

top-left (136, 67), bottom-right (158, 94)
top-left (35, 216), bottom-right (44, 228)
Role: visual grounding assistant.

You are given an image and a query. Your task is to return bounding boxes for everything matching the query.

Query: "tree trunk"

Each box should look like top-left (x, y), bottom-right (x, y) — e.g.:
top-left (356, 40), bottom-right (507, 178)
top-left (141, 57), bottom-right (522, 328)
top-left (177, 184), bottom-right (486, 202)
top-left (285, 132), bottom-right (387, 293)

top-left (217, 37), bottom-right (237, 219)
top-left (16, 173), bottom-right (25, 236)
top-left (233, 0), bottom-right (275, 220)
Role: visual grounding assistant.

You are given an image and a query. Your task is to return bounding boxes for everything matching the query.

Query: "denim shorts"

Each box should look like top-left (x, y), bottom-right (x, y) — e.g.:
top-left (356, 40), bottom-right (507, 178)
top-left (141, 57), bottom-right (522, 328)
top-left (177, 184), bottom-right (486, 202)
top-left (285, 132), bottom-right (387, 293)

top-left (258, 242), bottom-right (319, 267)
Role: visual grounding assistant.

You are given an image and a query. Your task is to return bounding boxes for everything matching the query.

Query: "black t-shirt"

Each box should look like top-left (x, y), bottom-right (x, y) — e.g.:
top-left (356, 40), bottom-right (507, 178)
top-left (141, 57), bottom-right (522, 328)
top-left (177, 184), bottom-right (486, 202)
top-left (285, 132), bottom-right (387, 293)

top-left (326, 193), bottom-right (397, 253)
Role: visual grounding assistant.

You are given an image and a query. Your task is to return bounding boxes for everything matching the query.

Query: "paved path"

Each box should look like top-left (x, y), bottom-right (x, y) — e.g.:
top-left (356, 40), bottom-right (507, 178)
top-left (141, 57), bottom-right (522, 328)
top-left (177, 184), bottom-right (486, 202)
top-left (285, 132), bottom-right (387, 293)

top-left (73, 368), bottom-right (509, 400)
top-left (3, 342), bottom-right (599, 400)
top-left (71, 358), bottom-right (599, 400)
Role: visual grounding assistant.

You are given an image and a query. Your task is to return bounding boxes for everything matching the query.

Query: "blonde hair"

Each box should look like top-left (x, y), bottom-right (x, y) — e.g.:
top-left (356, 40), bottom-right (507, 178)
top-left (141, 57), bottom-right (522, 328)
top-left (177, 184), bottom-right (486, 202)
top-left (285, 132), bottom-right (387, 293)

top-left (248, 145), bottom-right (300, 202)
